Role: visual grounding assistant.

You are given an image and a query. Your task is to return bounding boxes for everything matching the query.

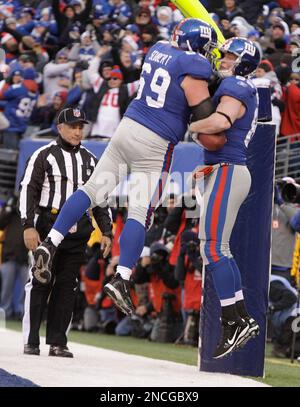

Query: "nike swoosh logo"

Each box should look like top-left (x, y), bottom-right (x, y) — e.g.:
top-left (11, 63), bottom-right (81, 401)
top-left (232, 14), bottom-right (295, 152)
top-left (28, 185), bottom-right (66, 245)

top-left (228, 329), bottom-right (239, 346)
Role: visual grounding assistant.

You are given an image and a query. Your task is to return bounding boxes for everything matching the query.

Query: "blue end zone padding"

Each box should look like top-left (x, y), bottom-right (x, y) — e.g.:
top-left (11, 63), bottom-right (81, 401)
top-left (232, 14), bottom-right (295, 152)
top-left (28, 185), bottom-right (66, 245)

top-left (0, 368), bottom-right (39, 387)
top-left (200, 124), bottom-right (276, 377)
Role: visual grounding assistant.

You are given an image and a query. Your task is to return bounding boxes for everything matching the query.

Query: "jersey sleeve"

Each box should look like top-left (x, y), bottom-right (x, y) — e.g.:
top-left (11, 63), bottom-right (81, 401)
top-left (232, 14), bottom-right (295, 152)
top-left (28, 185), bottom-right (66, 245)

top-left (177, 52), bottom-right (212, 84)
top-left (216, 77), bottom-right (255, 106)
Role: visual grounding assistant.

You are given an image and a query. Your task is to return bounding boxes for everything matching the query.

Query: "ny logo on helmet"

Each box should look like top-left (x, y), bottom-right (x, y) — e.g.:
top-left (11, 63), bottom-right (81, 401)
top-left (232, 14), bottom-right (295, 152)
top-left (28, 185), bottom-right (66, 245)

top-left (200, 26), bottom-right (211, 39)
top-left (244, 43), bottom-right (256, 56)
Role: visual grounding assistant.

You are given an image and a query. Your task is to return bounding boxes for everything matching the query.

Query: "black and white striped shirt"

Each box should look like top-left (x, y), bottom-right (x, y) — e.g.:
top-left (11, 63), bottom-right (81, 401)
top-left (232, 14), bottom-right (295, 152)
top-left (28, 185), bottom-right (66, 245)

top-left (19, 136), bottom-right (112, 236)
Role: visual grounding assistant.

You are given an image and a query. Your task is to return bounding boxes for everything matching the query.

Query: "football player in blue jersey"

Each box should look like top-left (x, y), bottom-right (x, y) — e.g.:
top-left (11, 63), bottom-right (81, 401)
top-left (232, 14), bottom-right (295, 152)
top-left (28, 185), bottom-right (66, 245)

top-left (190, 37), bottom-right (261, 358)
top-left (30, 18), bottom-right (218, 316)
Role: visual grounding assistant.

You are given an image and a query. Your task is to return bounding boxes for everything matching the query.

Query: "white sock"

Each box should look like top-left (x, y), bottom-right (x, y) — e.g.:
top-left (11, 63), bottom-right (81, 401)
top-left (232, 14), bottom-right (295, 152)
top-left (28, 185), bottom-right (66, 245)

top-left (235, 290), bottom-right (244, 302)
top-left (116, 266), bottom-right (132, 281)
top-left (48, 229), bottom-right (64, 247)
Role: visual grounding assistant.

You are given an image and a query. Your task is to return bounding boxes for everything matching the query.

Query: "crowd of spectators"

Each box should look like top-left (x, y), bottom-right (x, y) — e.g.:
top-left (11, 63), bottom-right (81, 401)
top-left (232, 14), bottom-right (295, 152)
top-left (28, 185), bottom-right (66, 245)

top-left (0, 0), bottom-right (299, 357)
top-left (0, 0), bottom-right (299, 146)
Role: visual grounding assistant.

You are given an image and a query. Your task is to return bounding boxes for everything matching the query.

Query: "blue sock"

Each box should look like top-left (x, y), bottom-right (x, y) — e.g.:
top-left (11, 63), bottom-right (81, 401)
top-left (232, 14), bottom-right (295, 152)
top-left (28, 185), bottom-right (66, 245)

top-left (52, 190), bottom-right (91, 236)
top-left (207, 257), bottom-right (236, 303)
top-left (119, 219), bottom-right (145, 269)
top-left (229, 258), bottom-right (242, 293)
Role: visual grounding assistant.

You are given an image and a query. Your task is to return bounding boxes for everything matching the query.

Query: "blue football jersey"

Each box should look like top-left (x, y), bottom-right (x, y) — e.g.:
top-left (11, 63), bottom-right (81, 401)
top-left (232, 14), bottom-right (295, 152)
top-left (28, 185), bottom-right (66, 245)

top-left (1, 84), bottom-right (37, 133)
top-left (125, 41), bottom-right (212, 145)
top-left (204, 76), bottom-right (258, 165)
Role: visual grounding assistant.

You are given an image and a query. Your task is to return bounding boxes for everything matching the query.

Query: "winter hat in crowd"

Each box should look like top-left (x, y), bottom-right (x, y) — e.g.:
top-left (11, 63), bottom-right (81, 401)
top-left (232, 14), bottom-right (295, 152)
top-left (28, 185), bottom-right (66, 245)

top-left (1, 32), bottom-right (14, 45)
top-left (41, 7), bottom-right (51, 16)
top-left (70, 0), bottom-right (84, 7)
top-left (11, 69), bottom-right (23, 78)
top-left (260, 59), bottom-right (274, 71)
top-left (54, 90), bottom-right (68, 104)
top-left (5, 17), bottom-right (16, 26)
top-left (247, 29), bottom-right (260, 39)
top-left (0, 7), bottom-right (12, 18)
top-left (122, 35), bottom-right (139, 51)
top-left (258, 62), bottom-right (272, 73)
top-left (110, 65), bottom-right (123, 80)
top-left (80, 31), bottom-right (91, 41)
top-left (23, 67), bottom-right (37, 80)
top-left (125, 24), bottom-right (140, 34)
top-left (56, 50), bottom-right (69, 61)
top-left (156, 6), bottom-right (173, 23)
top-left (136, 6), bottom-right (151, 17)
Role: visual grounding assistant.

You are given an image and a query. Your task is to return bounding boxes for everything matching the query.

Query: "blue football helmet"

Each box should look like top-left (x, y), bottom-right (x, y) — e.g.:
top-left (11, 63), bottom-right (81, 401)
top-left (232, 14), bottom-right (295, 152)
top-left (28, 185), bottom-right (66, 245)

top-left (219, 37), bottom-right (261, 77)
top-left (171, 18), bottom-right (218, 60)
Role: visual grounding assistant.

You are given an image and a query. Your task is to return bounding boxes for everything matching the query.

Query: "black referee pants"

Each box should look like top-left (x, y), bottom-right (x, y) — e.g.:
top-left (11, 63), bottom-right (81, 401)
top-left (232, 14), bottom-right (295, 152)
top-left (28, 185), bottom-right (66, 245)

top-left (23, 249), bottom-right (84, 347)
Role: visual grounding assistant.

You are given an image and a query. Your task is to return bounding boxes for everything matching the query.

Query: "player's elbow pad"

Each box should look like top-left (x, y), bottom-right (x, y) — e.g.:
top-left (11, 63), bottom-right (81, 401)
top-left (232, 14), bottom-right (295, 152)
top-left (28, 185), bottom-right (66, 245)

top-left (190, 97), bottom-right (215, 122)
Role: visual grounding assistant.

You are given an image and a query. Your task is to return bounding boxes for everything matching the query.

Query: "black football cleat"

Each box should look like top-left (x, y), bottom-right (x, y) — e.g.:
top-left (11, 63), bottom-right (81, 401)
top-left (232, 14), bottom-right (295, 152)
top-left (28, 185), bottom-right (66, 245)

top-left (32, 237), bottom-right (56, 285)
top-left (103, 273), bottom-right (135, 316)
top-left (24, 344), bottom-right (40, 356)
top-left (236, 317), bottom-right (260, 349)
top-left (213, 318), bottom-right (249, 359)
top-left (49, 345), bottom-right (73, 358)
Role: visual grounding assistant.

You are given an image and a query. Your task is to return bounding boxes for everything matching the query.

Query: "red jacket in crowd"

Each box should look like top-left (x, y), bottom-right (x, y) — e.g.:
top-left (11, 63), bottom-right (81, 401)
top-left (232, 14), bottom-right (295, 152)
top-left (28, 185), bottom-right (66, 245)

top-left (281, 84), bottom-right (300, 139)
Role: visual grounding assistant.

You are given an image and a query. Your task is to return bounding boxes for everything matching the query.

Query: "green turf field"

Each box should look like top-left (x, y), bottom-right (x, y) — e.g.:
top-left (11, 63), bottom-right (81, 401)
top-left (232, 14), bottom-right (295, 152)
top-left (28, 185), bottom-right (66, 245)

top-left (6, 320), bottom-right (300, 387)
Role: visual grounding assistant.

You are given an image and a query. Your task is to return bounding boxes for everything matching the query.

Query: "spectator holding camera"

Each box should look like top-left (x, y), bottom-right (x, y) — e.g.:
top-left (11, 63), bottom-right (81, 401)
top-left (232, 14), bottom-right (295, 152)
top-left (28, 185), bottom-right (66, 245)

top-left (83, 253), bottom-right (119, 333)
top-left (0, 194), bottom-right (29, 320)
top-left (133, 242), bottom-right (182, 342)
top-left (268, 274), bottom-right (300, 358)
top-left (115, 247), bottom-right (153, 337)
top-left (175, 230), bottom-right (202, 346)
top-left (272, 177), bottom-right (299, 283)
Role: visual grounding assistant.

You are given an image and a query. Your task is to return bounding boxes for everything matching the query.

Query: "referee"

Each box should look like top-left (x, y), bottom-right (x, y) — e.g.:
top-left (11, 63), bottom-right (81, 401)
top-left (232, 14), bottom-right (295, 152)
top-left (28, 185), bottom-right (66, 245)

top-left (19, 107), bottom-right (112, 358)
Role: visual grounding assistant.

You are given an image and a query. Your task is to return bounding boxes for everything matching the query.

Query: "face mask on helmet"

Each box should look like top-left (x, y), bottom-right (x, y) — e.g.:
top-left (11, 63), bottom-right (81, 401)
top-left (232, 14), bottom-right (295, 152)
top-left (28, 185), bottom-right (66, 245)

top-left (203, 39), bottom-right (219, 71)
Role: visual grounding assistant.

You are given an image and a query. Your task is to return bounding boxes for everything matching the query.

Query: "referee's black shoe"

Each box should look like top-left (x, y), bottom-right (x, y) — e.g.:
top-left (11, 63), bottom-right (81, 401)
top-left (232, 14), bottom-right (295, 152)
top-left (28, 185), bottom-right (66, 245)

top-left (49, 345), bottom-right (73, 358)
top-left (103, 273), bottom-right (135, 316)
top-left (32, 237), bottom-right (56, 285)
top-left (213, 318), bottom-right (249, 359)
top-left (24, 344), bottom-right (40, 355)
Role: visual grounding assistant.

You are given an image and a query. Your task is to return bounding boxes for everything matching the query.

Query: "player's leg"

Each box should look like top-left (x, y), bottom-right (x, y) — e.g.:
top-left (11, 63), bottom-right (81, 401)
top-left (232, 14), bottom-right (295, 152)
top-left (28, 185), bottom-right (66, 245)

top-left (32, 125), bottom-right (128, 282)
top-left (104, 120), bottom-right (174, 315)
top-left (200, 165), bottom-right (251, 358)
top-left (215, 166), bottom-right (260, 343)
top-left (222, 166), bottom-right (260, 346)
